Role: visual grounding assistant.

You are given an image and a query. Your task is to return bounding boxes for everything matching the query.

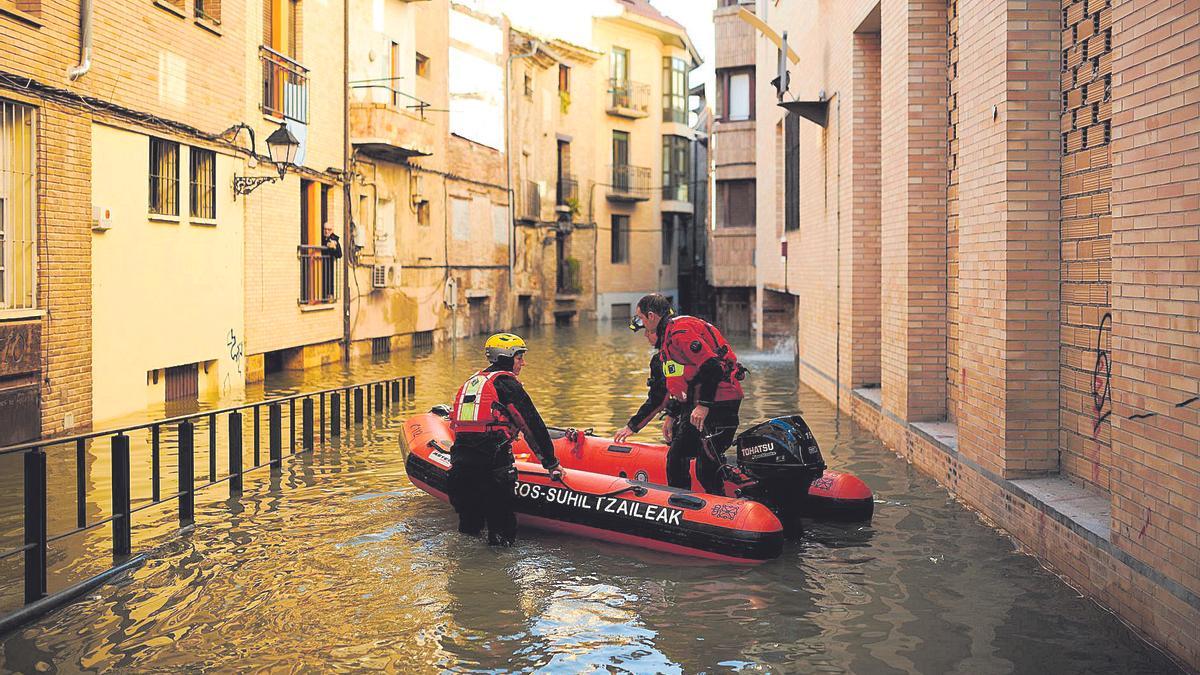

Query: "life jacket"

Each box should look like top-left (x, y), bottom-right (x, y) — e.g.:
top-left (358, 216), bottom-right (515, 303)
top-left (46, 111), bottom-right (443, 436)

top-left (658, 316), bottom-right (745, 403)
top-left (450, 369), bottom-right (519, 438)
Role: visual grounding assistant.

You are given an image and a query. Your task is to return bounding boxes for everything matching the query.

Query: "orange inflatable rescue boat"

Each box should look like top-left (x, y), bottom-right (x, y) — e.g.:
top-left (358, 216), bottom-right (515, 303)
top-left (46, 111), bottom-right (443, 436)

top-left (402, 410), bottom-right (873, 563)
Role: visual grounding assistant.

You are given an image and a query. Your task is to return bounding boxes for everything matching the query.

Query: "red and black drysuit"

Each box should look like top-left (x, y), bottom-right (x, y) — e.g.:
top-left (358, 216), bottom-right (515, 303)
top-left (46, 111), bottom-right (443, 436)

top-left (448, 362), bottom-right (558, 546)
top-left (637, 316), bottom-right (744, 495)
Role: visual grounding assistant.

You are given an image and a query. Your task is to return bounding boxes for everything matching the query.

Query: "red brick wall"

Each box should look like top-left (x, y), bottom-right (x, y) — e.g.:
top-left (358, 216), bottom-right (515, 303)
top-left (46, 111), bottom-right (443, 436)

top-left (849, 32), bottom-right (881, 391)
top-left (880, 0), bottom-right (948, 424)
top-left (1060, 0), bottom-right (1115, 492)
top-left (1108, 0), bottom-right (1200, 622)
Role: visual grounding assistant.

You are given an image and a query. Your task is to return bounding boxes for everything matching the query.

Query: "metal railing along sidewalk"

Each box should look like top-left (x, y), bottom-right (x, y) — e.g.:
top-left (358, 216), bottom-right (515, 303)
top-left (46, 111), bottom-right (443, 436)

top-left (0, 375), bottom-right (416, 633)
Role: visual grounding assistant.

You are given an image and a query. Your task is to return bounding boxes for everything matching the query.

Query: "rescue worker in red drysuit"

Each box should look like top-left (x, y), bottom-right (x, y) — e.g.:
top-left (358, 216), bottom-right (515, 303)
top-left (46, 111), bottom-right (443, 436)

top-left (449, 333), bottom-right (561, 546)
top-left (615, 294), bottom-right (745, 495)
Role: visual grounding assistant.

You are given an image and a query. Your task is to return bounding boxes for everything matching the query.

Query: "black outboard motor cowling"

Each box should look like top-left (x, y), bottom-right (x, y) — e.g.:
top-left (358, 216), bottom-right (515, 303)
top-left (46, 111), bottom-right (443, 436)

top-left (734, 415), bottom-right (826, 516)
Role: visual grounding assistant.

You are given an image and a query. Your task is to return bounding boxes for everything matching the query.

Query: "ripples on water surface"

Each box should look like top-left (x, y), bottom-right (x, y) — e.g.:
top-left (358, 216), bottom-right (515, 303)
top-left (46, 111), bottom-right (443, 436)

top-left (0, 323), bottom-right (1181, 673)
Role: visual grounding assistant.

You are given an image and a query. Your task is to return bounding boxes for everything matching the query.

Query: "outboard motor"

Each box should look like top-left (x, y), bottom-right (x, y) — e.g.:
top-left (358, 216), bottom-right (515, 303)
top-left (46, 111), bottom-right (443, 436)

top-left (733, 415), bottom-right (827, 517)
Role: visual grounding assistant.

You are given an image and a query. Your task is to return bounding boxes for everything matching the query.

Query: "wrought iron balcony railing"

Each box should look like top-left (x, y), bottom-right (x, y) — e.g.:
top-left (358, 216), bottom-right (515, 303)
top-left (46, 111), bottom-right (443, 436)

top-left (260, 46), bottom-right (309, 123)
top-left (607, 164), bottom-right (651, 201)
top-left (606, 78), bottom-right (650, 117)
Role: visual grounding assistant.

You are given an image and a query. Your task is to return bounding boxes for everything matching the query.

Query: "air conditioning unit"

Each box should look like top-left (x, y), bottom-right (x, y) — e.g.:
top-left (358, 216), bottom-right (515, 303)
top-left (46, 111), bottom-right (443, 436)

top-left (372, 264), bottom-right (389, 289)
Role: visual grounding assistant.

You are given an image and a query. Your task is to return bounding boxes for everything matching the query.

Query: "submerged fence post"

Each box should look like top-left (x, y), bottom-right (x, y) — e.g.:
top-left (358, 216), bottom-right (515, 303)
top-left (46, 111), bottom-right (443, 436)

top-left (254, 404), bottom-right (261, 466)
top-left (302, 397), bottom-right (314, 451)
top-left (354, 387), bottom-right (364, 423)
top-left (179, 421), bottom-right (195, 526)
top-left (374, 383), bottom-right (384, 414)
top-left (289, 399), bottom-right (296, 453)
top-left (229, 412), bottom-right (243, 495)
top-left (112, 434), bottom-right (132, 558)
top-left (75, 439), bottom-right (86, 528)
top-left (269, 403), bottom-right (282, 475)
top-left (23, 448), bottom-right (47, 604)
top-left (151, 426), bottom-right (161, 503)
top-left (208, 413), bottom-right (217, 482)
top-left (319, 392), bottom-right (326, 443)
top-left (330, 391), bottom-right (341, 437)
top-left (390, 379), bottom-right (400, 405)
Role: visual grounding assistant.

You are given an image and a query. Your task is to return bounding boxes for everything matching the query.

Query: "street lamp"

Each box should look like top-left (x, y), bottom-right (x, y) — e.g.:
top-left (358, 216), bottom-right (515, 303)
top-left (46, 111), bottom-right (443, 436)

top-left (232, 122), bottom-right (300, 198)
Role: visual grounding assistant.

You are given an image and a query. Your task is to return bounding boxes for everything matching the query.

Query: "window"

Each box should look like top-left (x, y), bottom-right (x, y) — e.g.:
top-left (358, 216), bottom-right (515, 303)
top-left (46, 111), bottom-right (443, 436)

top-left (558, 64), bottom-right (570, 93)
top-left (0, 99), bottom-right (36, 311)
top-left (416, 52), bottom-right (429, 78)
top-left (195, 0), bottom-right (220, 22)
top-left (0, 0), bottom-right (42, 19)
top-left (149, 137), bottom-right (180, 216)
top-left (612, 130), bottom-right (629, 184)
top-left (717, 67), bottom-right (755, 122)
top-left (189, 148), bottom-right (216, 220)
top-left (523, 72), bottom-right (533, 97)
top-left (299, 180), bottom-right (336, 304)
top-left (662, 135), bottom-right (689, 201)
top-left (417, 200), bottom-right (430, 226)
top-left (611, 215), bottom-right (629, 264)
top-left (661, 216), bottom-right (675, 265)
top-left (663, 57), bottom-right (687, 124)
top-left (263, 0), bottom-right (300, 59)
top-left (611, 46), bottom-right (629, 82)
top-left (784, 112), bottom-right (800, 231)
top-left (717, 180), bottom-right (756, 228)
top-left (391, 41), bottom-right (401, 107)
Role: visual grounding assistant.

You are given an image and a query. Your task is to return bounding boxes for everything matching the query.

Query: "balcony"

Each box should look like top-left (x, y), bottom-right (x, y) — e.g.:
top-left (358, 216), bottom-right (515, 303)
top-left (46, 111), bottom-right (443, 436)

top-left (349, 88), bottom-right (435, 162)
top-left (298, 245), bottom-right (339, 305)
top-left (606, 78), bottom-right (650, 118)
top-left (556, 175), bottom-right (578, 212)
top-left (260, 46), bottom-right (308, 123)
top-left (520, 180), bottom-right (541, 222)
top-left (607, 164), bottom-right (651, 202)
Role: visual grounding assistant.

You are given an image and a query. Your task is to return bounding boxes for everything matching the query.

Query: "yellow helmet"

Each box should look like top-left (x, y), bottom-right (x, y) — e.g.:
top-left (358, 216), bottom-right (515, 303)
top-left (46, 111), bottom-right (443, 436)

top-left (484, 332), bottom-right (527, 363)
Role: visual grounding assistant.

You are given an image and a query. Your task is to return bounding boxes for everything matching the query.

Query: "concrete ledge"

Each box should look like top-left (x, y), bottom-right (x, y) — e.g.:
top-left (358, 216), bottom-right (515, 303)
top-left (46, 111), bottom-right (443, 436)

top-left (1011, 477), bottom-right (1110, 541)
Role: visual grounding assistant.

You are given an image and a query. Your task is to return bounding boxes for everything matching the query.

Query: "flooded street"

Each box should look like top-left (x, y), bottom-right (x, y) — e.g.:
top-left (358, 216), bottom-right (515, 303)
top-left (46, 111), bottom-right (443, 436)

top-left (0, 323), bottom-right (1180, 673)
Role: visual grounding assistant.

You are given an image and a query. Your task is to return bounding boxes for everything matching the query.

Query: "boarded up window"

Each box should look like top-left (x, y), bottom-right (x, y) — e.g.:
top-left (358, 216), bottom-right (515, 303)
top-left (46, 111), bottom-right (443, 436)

top-left (717, 180), bottom-right (755, 228)
top-left (451, 197), bottom-right (470, 240)
top-left (492, 203), bottom-right (508, 245)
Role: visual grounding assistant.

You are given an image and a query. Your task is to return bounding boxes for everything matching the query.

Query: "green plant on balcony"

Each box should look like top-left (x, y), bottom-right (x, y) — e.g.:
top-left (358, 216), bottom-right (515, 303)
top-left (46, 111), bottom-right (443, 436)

top-left (559, 90), bottom-right (571, 114)
top-left (564, 196), bottom-right (581, 217)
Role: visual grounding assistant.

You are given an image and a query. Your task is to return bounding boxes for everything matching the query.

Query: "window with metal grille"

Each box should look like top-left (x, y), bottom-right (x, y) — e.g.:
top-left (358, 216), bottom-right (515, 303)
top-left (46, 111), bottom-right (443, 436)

top-left (717, 180), bottom-right (756, 228)
top-left (164, 363), bottom-right (198, 402)
top-left (611, 215), bottom-right (629, 264)
top-left (189, 147), bottom-right (216, 220)
top-left (0, 99), bottom-right (36, 311)
top-left (559, 64), bottom-right (570, 93)
top-left (784, 112), bottom-right (800, 231)
top-left (195, 0), bottom-right (220, 22)
top-left (149, 137), bottom-right (180, 216)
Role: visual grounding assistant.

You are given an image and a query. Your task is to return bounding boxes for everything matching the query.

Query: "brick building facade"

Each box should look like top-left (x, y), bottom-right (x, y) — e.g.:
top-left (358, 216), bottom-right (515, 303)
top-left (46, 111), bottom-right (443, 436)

top-left (735, 0), bottom-right (1199, 667)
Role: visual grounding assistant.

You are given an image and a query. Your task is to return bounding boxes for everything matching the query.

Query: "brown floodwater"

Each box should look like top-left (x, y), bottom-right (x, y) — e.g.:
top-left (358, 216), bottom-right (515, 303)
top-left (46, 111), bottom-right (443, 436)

top-left (0, 322), bottom-right (1182, 673)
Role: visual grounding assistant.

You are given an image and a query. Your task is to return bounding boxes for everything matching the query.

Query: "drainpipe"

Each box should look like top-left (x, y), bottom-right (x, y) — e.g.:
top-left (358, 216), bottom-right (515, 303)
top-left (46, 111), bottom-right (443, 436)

top-left (67, 0), bottom-right (93, 81)
top-left (342, 0), bottom-right (351, 362)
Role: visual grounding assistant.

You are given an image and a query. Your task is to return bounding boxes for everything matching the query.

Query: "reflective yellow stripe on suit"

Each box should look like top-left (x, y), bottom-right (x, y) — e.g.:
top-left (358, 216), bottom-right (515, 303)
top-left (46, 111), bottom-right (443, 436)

top-left (458, 375), bottom-right (488, 421)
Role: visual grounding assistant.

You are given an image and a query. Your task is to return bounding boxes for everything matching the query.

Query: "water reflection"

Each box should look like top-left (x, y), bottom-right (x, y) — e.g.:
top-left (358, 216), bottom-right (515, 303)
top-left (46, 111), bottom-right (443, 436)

top-left (0, 323), bottom-right (1181, 673)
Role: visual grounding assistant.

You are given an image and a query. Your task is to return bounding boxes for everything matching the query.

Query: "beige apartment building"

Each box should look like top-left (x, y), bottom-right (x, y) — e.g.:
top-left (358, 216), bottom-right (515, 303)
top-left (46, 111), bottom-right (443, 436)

top-left (728, 0), bottom-right (1200, 667)
top-left (590, 1), bottom-right (699, 322)
top-left (0, 0), bottom-right (348, 430)
top-left (507, 29), bottom-right (601, 326)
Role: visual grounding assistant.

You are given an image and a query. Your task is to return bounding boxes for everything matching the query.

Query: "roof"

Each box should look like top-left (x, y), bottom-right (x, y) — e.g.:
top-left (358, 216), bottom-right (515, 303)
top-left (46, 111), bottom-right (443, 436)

top-left (617, 0), bottom-right (684, 32)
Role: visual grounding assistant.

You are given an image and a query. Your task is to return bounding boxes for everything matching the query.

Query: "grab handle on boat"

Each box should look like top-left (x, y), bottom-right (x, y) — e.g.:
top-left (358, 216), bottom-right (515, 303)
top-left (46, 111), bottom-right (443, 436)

top-left (516, 468), bottom-right (648, 499)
